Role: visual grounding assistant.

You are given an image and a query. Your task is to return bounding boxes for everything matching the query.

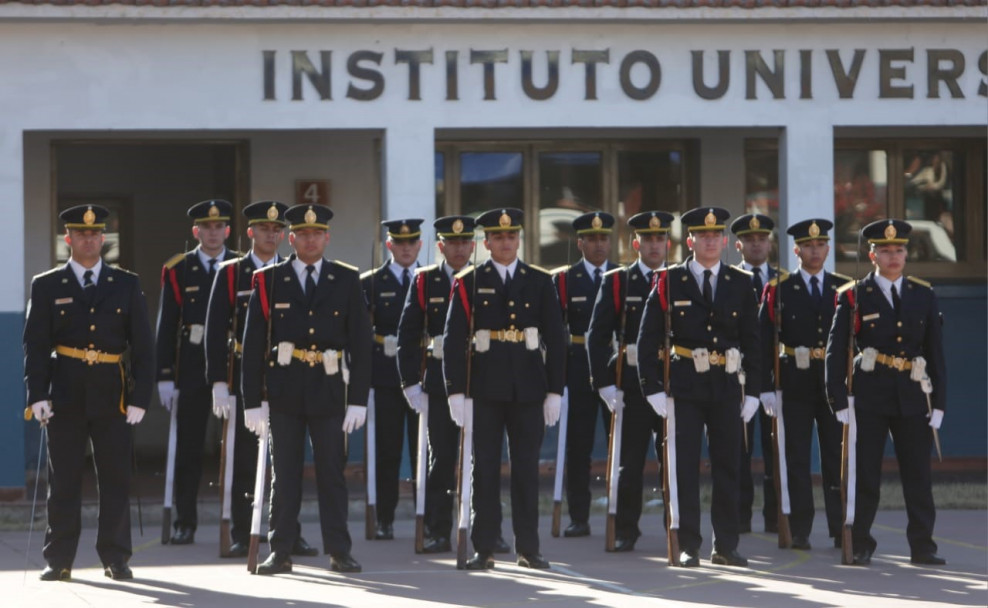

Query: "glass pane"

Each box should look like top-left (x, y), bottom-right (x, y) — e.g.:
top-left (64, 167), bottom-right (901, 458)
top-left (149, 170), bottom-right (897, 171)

top-left (459, 152), bottom-right (523, 218)
top-left (616, 150), bottom-right (684, 264)
top-left (903, 149), bottom-right (961, 262)
top-left (833, 149), bottom-right (888, 263)
top-left (55, 198), bottom-right (124, 267)
top-left (744, 147), bottom-right (781, 263)
top-left (537, 151), bottom-right (603, 268)
top-left (435, 151), bottom-right (445, 220)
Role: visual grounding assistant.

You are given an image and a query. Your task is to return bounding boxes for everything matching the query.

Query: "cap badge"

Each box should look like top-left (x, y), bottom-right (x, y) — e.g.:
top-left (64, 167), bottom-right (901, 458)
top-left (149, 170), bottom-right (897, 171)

top-left (591, 214), bottom-right (603, 230)
top-left (304, 207), bottom-right (317, 225)
top-left (266, 204), bottom-right (279, 221)
top-left (749, 216), bottom-right (760, 230)
top-left (499, 212), bottom-right (512, 228)
top-left (208, 204), bottom-right (220, 219)
top-left (808, 221), bottom-right (820, 238)
top-left (399, 223), bottom-right (410, 235)
top-left (452, 218), bottom-right (464, 234)
top-left (83, 207), bottom-right (95, 226)
top-left (884, 223), bottom-right (897, 240)
top-left (649, 215), bottom-right (661, 229)
top-left (704, 210), bottom-right (717, 227)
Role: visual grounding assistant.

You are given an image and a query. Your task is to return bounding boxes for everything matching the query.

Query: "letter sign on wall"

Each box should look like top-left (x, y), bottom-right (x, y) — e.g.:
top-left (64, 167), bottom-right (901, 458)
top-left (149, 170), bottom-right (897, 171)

top-left (295, 179), bottom-right (332, 206)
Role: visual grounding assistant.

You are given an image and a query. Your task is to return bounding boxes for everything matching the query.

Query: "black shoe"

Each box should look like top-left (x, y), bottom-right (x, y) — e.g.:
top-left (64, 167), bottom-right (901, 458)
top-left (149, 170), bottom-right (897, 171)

top-left (493, 536), bottom-right (511, 554)
top-left (256, 552), bottom-right (293, 575)
top-left (764, 521), bottom-right (778, 534)
top-left (39, 566), bottom-right (71, 581)
top-left (791, 536), bottom-right (812, 550)
top-left (422, 536), bottom-right (452, 554)
top-left (563, 522), bottom-right (591, 538)
top-left (224, 541), bottom-right (249, 558)
top-left (711, 549), bottom-right (749, 567)
top-left (851, 548), bottom-right (873, 566)
top-left (517, 553), bottom-right (551, 569)
top-left (678, 550), bottom-right (700, 568)
top-left (170, 527), bottom-right (195, 545)
top-left (292, 536), bottom-right (320, 557)
top-left (374, 523), bottom-right (394, 540)
top-left (613, 537), bottom-right (637, 552)
top-left (738, 521), bottom-right (752, 534)
top-left (464, 552), bottom-right (495, 570)
top-left (104, 562), bottom-right (133, 580)
top-left (330, 552), bottom-right (362, 573)
top-left (911, 552), bottom-right (946, 566)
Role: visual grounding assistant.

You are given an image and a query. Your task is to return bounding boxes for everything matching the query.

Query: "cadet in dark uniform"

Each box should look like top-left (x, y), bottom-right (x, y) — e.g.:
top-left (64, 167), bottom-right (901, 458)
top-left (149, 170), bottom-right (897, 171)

top-left (551, 211), bottom-right (619, 538)
top-left (397, 215), bottom-right (476, 553)
top-left (826, 219), bottom-right (946, 566)
top-left (361, 218), bottom-right (423, 540)
top-left (25, 205), bottom-right (154, 581)
top-left (443, 208), bottom-right (566, 570)
top-left (638, 207), bottom-right (761, 567)
top-left (730, 213), bottom-right (779, 535)
top-left (586, 211), bottom-right (671, 551)
top-left (156, 199), bottom-right (238, 545)
top-left (241, 204), bottom-right (371, 575)
top-left (758, 218), bottom-right (849, 550)
top-left (204, 200), bottom-right (317, 558)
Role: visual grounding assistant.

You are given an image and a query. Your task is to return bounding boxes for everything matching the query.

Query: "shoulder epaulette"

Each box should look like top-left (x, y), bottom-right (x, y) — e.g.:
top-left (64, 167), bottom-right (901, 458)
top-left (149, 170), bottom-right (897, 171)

top-left (550, 265), bottom-right (569, 276)
top-left (831, 272), bottom-right (853, 283)
top-left (906, 275), bottom-right (932, 288)
top-left (359, 269), bottom-right (375, 281)
top-left (163, 253), bottom-right (186, 269)
top-left (415, 263), bottom-right (438, 275)
top-left (836, 280), bottom-right (857, 295)
top-left (527, 264), bottom-right (550, 275)
top-left (454, 266), bottom-right (475, 280)
top-left (333, 260), bottom-right (359, 273)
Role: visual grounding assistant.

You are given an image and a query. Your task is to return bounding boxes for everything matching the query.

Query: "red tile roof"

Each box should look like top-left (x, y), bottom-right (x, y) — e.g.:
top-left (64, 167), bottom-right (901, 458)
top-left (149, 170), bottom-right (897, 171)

top-left (0, 0), bottom-right (982, 7)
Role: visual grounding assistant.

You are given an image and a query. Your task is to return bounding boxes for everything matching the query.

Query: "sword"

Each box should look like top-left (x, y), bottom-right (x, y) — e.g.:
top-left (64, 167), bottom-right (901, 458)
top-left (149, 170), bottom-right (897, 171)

top-left (365, 389), bottom-right (377, 540)
top-left (219, 410), bottom-right (236, 557)
top-left (551, 388), bottom-right (569, 538)
top-left (414, 401), bottom-right (429, 553)
top-left (162, 405), bottom-right (178, 544)
top-left (247, 424), bottom-right (269, 573)
top-left (24, 422), bottom-right (46, 584)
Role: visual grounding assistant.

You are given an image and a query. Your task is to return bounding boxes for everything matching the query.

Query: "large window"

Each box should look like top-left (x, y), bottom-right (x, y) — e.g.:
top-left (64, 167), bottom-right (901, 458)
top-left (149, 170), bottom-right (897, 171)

top-left (435, 140), bottom-right (694, 267)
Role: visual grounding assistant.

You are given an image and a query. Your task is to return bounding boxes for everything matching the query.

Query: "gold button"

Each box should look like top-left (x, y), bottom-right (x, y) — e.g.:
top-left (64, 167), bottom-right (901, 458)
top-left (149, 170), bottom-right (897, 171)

top-left (90, 325), bottom-right (95, 331)
top-left (896, 336), bottom-right (902, 342)
top-left (190, 298), bottom-right (195, 303)
top-left (818, 328), bottom-right (823, 333)
top-left (90, 307), bottom-right (95, 313)
top-left (510, 313), bottom-right (516, 320)
top-left (116, 308), bottom-right (121, 314)
top-left (311, 344), bottom-right (317, 350)
top-left (680, 311), bottom-right (685, 316)
top-left (269, 361), bottom-right (275, 367)
top-left (483, 300), bottom-right (489, 306)
top-left (525, 303), bottom-right (530, 308)
top-left (334, 311), bottom-right (339, 316)
top-left (712, 337), bottom-right (718, 343)
top-left (509, 325), bottom-right (516, 330)
top-left (706, 325), bottom-right (712, 331)
top-left (508, 301), bottom-right (515, 307)
top-left (309, 328), bottom-right (315, 334)
top-left (897, 321), bottom-right (902, 327)
top-left (309, 311), bottom-right (314, 316)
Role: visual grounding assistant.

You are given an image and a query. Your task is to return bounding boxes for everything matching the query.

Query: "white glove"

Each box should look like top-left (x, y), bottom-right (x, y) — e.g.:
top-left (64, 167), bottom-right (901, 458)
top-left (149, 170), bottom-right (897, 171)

top-left (30, 400), bottom-right (53, 424)
top-left (244, 402), bottom-right (270, 437)
top-left (157, 381), bottom-right (179, 412)
top-left (125, 406), bottom-right (146, 425)
top-left (543, 393), bottom-right (562, 427)
top-left (212, 382), bottom-right (231, 419)
top-left (342, 405), bottom-right (367, 434)
top-left (403, 384), bottom-right (426, 414)
top-left (928, 409), bottom-right (944, 430)
top-left (835, 408), bottom-right (850, 425)
top-left (448, 393), bottom-right (466, 427)
top-left (759, 391), bottom-right (777, 418)
top-left (646, 392), bottom-right (668, 418)
top-left (598, 385), bottom-right (623, 413)
top-left (741, 395), bottom-right (760, 423)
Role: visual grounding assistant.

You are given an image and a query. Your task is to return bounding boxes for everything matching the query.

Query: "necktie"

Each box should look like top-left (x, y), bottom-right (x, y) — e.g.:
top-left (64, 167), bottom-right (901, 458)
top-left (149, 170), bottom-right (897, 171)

top-left (593, 267), bottom-right (602, 291)
top-left (305, 264), bottom-right (316, 304)
top-left (752, 266), bottom-right (763, 296)
top-left (703, 269), bottom-right (713, 305)
top-left (503, 270), bottom-right (512, 290)
top-left (646, 270), bottom-right (655, 287)
top-left (208, 257), bottom-right (217, 275)
top-left (891, 284), bottom-right (901, 315)
top-left (83, 269), bottom-right (94, 288)
top-left (402, 267), bottom-right (411, 289)
top-left (810, 276), bottom-right (822, 307)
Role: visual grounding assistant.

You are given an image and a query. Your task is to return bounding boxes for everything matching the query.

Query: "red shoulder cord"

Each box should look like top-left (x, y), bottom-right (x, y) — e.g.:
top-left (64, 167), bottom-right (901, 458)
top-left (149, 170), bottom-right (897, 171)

top-left (455, 278), bottom-right (471, 327)
top-left (557, 271), bottom-right (567, 312)
top-left (416, 271), bottom-right (427, 311)
top-left (766, 284), bottom-right (777, 324)
top-left (844, 289), bottom-right (861, 334)
top-left (657, 271), bottom-right (669, 312)
top-left (611, 271), bottom-right (622, 313)
top-left (227, 264), bottom-right (237, 307)
top-left (255, 271), bottom-right (270, 322)
top-left (162, 266), bottom-right (182, 307)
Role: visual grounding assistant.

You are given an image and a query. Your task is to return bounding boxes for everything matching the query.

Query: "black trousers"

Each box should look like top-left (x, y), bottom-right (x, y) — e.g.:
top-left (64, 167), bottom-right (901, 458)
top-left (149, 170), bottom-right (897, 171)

top-left (853, 410), bottom-right (937, 556)
top-left (472, 399), bottom-right (544, 555)
top-left (739, 408), bottom-right (776, 529)
top-left (229, 394), bottom-right (259, 545)
top-left (44, 408), bottom-right (132, 568)
top-left (373, 385), bottom-right (418, 526)
top-left (783, 395), bottom-right (844, 539)
top-left (268, 409), bottom-right (352, 555)
top-left (174, 382), bottom-right (211, 531)
top-left (425, 389), bottom-right (459, 540)
top-left (564, 388), bottom-right (610, 525)
top-left (674, 396), bottom-right (742, 555)
top-left (616, 390), bottom-right (663, 540)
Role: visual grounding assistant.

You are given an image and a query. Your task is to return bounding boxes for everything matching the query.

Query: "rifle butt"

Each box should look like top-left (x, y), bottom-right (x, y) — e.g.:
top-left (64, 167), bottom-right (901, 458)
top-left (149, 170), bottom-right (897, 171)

top-left (841, 526), bottom-right (854, 564)
top-left (456, 529), bottom-right (468, 570)
top-left (219, 519), bottom-right (232, 557)
top-left (365, 504), bottom-right (376, 541)
top-left (161, 508), bottom-right (171, 545)
top-left (551, 502), bottom-right (561, 538)
top-left (777, 515), bottom-right (792, 549)
top-left (605, 515), bottom-right (616, 552)
top-left (414, 515), bottom-right (425, 554)
top-left (247, 535), bottom-right (260, 573)
top-left (667, 530), bottom-right (680, 567)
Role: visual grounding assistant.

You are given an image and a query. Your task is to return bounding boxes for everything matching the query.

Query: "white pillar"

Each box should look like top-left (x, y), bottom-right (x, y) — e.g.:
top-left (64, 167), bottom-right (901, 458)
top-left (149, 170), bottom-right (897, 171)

top-left (779, 122), bottom-right (834, 271)
top-left (382, 124), bottom-right (436, 265)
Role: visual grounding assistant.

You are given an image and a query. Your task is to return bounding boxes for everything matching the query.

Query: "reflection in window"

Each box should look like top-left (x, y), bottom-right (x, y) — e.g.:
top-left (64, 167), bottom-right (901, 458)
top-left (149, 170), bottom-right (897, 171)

top-left (616, 150), bottom-right (684, 263)
top-left (833, 150), bottom-right (888, 262)
top-left (435, 152), bottom-right (445, 221)
top-left (903, 149), bottom-right (960, 262)
top-left (744, 148), bottom-right (779, 221)
top-left (459, 152), bottom-right (523, 218)
top-left (538, 152), bottom-right (602, 268)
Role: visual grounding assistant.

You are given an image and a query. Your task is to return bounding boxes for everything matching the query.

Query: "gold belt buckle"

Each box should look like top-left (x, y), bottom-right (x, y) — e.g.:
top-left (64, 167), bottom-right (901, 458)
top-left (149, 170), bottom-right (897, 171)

top-left (812, 347), bottom-right (825, 360)
top-left (504, 329), bottom-right (519, 342)
top-left (892, 356), bottom-right (905, 371)
top-left (709, 352), bottom-right (721, 365)
top-left (305, 350), bottom-right (319, 366)
top-left (84, 348), bottom-right (99, 365)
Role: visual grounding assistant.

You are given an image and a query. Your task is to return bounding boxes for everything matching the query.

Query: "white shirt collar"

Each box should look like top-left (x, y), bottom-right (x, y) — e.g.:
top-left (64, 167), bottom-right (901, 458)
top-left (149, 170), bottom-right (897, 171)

top-left (582, 259), bottom-right (606, 279)
top-left (444, 261), bottom-right (469, 281)
top-left (68, 258), bottom-right (103, 287)
top-left (872, 272), bottom-right (903, 305)
top-left (798, 267), bottom-right (826, 287)
top-left (250, 251), bottom-right (278, 270)
top-left (689, 258), bottom-right (721, 278)
top-left (292, 257), bottom-right (323, 285)
top-left (197, 247), bottom-right (225, 270)
top-left (388, 259), bottom-right (416, 282)
top-left (743, 261), bottom-right (769, 278)
top-left (636, 260), bottom-right (662, 278)
top-left (491, 258), bottom-right (519, 282)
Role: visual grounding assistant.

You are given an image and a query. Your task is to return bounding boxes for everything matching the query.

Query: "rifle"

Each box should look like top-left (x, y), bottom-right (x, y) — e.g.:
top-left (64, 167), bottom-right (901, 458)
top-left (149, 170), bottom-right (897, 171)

top-left (455, 241), bottom-right (479, 570)
top-left (661, 271), bottom-right (681, 566)
top-left (604, 266), bottom-right (629, 552)
top-left (162, 240), bottom-right (188, 544)
top-left (365, 243), bottom-right (378, 541)
top-left (218, 236), bottom-right (243, 557)
top-left (771, 264), bottom-right (792, 549)
top-left (413, 249), bottom-right (432, 554)
top-left (551, 247), bottom-right (571, 538)
top-left (247, 261), bottom-right (275, 573)
top-left (840, 237), bottom-right (861, 565)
